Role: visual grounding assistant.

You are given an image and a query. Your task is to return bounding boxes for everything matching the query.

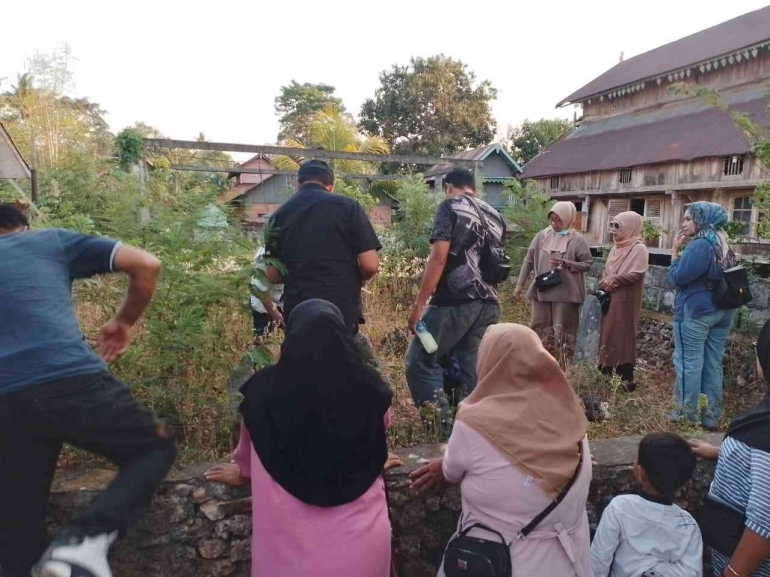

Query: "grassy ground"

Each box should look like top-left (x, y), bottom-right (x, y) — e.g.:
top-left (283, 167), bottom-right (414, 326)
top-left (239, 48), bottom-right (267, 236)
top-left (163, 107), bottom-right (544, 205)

top-left (361, 275), bottom-right (766, 449)
top-left (60, 273), bottom-right (765, 470)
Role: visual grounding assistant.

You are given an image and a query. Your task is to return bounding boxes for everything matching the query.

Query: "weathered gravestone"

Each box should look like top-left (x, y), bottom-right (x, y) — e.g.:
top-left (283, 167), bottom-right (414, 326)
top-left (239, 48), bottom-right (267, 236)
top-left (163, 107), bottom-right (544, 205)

top-left (575, 295), bottom-right (602, 364)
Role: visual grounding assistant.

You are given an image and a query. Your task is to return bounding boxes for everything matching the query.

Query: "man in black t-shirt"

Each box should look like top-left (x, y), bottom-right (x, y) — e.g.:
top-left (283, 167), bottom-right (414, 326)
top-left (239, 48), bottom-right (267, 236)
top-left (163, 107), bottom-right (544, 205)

top-left (263, 160), bottom-right (382, 336)
top-left (405, 168), bottom-right (504, 435)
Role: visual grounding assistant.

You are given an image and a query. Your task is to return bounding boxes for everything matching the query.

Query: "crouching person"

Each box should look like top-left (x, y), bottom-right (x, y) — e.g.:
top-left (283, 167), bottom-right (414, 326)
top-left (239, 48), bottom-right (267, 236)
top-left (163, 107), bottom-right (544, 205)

top-left (0, 204), bottom-right (176, 577)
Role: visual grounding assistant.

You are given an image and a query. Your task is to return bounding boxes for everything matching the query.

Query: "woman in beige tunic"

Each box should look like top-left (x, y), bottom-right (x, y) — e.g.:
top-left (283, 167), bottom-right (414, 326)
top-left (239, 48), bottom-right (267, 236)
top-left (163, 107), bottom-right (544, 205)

top-left (598, 211), bottom-right (649, 392)
top-left (514, 201), bottom-right (593, 353)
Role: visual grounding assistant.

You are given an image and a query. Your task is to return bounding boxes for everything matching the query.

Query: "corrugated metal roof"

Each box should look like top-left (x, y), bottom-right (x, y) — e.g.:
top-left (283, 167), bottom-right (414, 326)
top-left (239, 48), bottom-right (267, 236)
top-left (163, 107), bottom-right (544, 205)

top-left (558, 6), bottom-right (770, 106)
top-left (521, 89), bottom-right (770, 178)
top-left (424, 144), bottom-right (521, 178)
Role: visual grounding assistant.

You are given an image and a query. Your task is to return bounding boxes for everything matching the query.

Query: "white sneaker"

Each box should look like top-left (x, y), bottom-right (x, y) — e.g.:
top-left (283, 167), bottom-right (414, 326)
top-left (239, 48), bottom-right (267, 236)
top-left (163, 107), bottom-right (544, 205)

top-left (34, 531), bottom-right (118, 577)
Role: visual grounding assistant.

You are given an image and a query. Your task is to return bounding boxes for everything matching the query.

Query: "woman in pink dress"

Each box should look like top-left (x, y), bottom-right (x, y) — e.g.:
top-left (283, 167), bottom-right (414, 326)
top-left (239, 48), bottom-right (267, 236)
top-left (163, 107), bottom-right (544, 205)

top-left (206, 299), bottom-right (394, 577)
top-left (411, 323), bottom-right (593, 577)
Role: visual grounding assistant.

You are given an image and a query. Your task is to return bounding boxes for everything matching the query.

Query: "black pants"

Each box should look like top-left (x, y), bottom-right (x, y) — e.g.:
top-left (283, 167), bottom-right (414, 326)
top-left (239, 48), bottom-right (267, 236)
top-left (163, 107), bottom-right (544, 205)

top-left (601, 363), bottom-right (635, 387)
top-left (0, 372), bottom-right (177, 577)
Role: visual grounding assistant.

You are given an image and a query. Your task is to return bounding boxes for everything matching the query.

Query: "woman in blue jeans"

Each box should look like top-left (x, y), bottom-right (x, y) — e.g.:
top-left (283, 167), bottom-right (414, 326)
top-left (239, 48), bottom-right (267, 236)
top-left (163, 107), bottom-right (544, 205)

top-left (668, 202), bottom-right (735, 430)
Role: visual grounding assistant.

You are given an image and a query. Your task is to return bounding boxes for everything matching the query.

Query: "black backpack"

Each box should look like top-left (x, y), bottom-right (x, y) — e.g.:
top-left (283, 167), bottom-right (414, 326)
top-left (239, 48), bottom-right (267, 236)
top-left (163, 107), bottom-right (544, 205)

top-left (709, 244), bottom-right (752, 310)
top-left (463, 195), bottom-right (511, 286)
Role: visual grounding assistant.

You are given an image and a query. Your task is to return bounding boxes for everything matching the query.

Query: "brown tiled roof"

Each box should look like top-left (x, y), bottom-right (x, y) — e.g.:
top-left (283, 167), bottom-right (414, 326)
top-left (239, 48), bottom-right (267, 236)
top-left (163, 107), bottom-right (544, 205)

top-left (521, 88), bottom-right (770, 178)
top-left (557, 6), bottom-right (770, 106)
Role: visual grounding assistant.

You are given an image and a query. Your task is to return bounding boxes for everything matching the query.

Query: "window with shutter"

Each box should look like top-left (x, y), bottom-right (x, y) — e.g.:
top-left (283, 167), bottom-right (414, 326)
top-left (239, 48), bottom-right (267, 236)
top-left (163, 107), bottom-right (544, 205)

top-left (645, 199), bottom-right (662, 223)
top-left (606, 198), bottom-right (630, 242)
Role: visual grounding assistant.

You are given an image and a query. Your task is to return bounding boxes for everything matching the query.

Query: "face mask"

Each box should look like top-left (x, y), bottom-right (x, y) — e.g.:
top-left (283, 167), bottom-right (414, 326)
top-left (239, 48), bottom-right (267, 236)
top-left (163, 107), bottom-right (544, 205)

top-left (555, 229), bottom-right (569, 236)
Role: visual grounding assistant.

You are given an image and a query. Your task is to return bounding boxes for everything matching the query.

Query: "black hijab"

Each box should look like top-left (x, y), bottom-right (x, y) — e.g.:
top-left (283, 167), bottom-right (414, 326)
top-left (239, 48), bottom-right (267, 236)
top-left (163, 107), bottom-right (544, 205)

top-left (726, 319), bottom-right (770, 452)
top-left (239, 299), bottom-right (393, 507)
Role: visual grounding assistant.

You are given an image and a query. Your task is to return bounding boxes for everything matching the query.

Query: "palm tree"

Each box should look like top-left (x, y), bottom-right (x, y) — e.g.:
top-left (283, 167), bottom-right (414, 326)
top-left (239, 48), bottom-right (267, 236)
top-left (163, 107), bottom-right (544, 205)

top-left (273, 106), bottom-right (389, 175)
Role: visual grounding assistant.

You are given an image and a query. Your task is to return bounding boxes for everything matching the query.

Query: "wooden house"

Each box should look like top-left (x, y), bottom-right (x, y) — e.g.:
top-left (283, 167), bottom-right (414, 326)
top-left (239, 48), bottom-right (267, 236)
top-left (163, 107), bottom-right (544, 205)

top-left (425, 143), bottom-right (522, 209)
top-left (520, 7), bottom-right (770, 260)
top-left (221, 154), bottom-right (394, 228)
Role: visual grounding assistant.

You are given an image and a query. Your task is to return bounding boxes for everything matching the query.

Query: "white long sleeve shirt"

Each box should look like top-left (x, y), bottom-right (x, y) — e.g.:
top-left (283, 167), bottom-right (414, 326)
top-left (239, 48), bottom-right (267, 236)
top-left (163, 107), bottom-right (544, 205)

top-left (591, 494), bottom-right (703, 577)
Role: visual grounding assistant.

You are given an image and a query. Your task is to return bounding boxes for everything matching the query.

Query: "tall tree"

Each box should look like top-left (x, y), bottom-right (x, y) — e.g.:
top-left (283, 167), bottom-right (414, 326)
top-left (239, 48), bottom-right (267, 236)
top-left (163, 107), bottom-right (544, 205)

top-left (505, 118), bottom-right (573, 166)
top-left (273, 105), bottom-right (388, 176)
top-left (275, 81), bottom-right (345, 144)
top-left (359, 55), bottom-right (497, 158)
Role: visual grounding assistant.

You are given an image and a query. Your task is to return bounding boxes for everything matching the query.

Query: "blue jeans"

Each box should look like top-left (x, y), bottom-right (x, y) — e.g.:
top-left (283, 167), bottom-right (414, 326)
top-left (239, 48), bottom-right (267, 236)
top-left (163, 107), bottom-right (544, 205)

top-left (672, 309), bottom-right (735, 428)
top-left (405, 302), bottom-right (501, 434)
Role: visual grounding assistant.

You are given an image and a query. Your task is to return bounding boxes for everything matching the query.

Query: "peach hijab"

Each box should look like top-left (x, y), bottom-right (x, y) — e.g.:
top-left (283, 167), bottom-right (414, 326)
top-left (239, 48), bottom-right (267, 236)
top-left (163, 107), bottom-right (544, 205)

top-left (456, 323), bottom-right (588, 499)
top-left (542, 201), bottom-right (577, 254)
top-left (605, 211), bottom-right (649, 276)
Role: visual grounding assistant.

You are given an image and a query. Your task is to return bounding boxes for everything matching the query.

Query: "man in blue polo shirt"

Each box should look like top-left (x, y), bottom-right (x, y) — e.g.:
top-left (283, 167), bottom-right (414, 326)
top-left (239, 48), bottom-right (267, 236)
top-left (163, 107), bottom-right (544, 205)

top-left (0, 204), bottom-right (176, 577)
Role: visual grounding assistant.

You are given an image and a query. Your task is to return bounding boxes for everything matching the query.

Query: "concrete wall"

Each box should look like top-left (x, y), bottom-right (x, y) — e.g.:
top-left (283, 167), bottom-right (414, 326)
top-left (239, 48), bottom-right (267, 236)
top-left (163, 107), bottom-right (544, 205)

top-left (586, 257), bottom-right (770, 324)
top-left (3, 435), bottom-right (722, 577)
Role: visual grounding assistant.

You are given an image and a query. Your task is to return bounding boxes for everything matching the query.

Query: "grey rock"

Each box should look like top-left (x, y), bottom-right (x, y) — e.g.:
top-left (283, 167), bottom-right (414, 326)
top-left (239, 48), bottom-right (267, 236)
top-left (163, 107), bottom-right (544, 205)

top-left (425, 494), bottom-right (441, 512)
top-left (199, 538), bottom-right (228, 559)
top-left (192, 487), bottom-right (209, 504)
top-left (200, 501), bottom-right (225, 521)
top-left (173, 483), bottom-right (195, 498)
top-left (575, 296), bottom-right (601, 363)
top-left (214, 516), bottom-right (251, 540)
top-left (230, 539), bottom-right (251, 562)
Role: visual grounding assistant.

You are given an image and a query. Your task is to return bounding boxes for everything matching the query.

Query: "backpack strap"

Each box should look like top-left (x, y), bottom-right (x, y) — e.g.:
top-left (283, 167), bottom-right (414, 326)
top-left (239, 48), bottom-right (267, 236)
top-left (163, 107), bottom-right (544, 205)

top-left (463, 194), bottom-right (491, 233)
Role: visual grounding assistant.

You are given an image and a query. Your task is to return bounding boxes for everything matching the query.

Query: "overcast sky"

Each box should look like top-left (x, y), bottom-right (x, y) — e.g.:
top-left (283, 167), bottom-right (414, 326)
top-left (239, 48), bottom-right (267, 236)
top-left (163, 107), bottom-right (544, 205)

top-left (2, 0), bottom-right (769, 153)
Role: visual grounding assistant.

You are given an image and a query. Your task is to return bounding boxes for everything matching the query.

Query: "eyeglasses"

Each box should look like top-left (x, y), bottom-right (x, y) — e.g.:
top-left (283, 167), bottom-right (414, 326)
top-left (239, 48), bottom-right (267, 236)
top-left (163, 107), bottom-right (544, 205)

top-left (609, 222), bottom-right (621, 230)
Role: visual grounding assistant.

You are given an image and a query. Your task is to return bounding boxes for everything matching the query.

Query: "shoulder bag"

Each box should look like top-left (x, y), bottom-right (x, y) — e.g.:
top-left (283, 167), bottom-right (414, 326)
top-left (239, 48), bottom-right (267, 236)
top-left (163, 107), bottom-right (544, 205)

top-left (442, 444), bottom-right (583, 577)
top-left (709, 244), bottom-right (752, 310)
top-left (463, 195), bottom-right (512, 286)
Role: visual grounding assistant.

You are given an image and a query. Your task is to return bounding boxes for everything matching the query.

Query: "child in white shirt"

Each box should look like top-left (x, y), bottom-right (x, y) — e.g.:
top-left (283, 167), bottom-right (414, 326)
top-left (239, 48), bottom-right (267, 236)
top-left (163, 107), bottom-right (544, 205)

top-left (591, 432), bottom-right (703, 577)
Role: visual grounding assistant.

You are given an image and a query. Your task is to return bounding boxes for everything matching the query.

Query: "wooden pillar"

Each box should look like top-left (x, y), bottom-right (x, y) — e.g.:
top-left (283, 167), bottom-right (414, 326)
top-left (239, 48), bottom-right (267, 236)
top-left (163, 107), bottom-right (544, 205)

top-left (581, 195), bottom-right (590, 232)
top-left (30, 168), bottom-right (38, 204)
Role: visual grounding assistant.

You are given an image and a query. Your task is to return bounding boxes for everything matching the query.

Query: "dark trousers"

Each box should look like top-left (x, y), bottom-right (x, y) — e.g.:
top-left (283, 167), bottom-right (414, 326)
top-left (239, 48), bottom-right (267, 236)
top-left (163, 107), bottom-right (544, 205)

top-left (405, 301), bottom-right (501, 434)
top-left (0, 372), bottom-right (176, 577)
top-left (601, 363), bottom-right (635, 390)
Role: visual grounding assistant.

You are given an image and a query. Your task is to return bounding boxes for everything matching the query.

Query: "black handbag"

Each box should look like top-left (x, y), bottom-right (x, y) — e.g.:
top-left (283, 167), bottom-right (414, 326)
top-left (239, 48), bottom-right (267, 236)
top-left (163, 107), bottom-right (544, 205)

top-left (535, 269), bottom-right (562, 291)
top-left (595, 289), bottom-right (611, 314)
top-left (699, 492), bottom-right (745, 556)
top-left (443, 445), bottom-right (583, 577)
top-left (464, 195), bottom-right (511, 286)
top-left (709, 245), bottom-right (753, 310)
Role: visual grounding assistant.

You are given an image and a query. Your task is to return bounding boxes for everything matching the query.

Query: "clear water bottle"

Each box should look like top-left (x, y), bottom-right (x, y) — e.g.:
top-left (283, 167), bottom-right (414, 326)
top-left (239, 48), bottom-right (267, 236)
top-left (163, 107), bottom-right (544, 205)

top-left (415, 321), bottom-right (438, 354)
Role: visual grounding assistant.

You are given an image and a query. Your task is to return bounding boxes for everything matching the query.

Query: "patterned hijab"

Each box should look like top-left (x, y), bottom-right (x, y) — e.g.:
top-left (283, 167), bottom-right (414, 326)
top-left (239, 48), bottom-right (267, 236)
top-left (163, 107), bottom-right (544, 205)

top-left (688, 202), bottom-right (728, 248)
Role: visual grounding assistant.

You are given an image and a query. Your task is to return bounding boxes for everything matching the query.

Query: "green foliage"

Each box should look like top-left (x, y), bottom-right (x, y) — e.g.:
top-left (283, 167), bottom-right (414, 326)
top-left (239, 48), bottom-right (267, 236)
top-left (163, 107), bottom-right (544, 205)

top-left (724, 220), bottom-right (750, 240)
top-left (642, 220), bottom-right (663, 242)
top-left (388, 175), bottom-right (441, 259)
top-left (505, 118), bottom-right (573, 165)
top-left (275, 81), bottom-right (345, 143)
top-left (115, 129), bottom-right (144, 171)
top-left (335, 180), bottom-right (377, 212)
top-left (273, 105), bottom-right (388, 180)
top-left (359, 55), bottom-right (497, 158)
top-left (503, 179), bottom-right (551, 269)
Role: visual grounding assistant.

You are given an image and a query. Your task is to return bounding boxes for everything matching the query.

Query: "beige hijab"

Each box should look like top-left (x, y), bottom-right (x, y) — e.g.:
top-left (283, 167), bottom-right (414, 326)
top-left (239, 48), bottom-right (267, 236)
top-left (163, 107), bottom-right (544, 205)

top-left (542, 201), bottom-right (577, 254)
top-left (456, 323), bottom-right (588, 499)
top-left (605, 211), bottom-right (649, 276)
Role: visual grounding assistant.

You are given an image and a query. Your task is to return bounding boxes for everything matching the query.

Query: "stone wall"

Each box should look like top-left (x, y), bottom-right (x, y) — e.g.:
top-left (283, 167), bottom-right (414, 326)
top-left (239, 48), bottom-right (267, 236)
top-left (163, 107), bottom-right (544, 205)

top-left (586, 257), bottom-right (770, 323)
top-left (3, 434), bottom-right (722, 577)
